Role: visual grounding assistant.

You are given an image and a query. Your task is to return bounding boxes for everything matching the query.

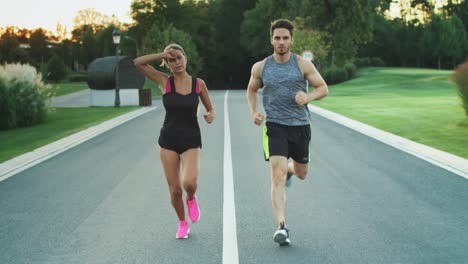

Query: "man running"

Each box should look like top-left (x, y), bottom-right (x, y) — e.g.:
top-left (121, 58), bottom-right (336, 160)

top-left (246, 19), bottom-right (328, 245)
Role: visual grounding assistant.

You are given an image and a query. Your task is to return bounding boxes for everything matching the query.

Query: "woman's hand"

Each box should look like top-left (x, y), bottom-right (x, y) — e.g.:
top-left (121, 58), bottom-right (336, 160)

top-left (162, 48), bottom-right (178, 60)
top-left (204, 109), bottom-right (216, 124)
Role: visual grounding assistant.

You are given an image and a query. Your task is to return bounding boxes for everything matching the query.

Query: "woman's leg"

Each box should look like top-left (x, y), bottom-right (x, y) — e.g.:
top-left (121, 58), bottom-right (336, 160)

top-left (180, 148), bottom-right (200, 199)
top-left (180, 148), bottom-right (201, 223)
top-left (160, 147), bottom-right (184, 220)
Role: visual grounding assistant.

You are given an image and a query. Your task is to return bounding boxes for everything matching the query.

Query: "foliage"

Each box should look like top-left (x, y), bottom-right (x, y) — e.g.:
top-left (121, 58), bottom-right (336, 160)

top-left (291, 17), bottom-right (331, 66)
top-left (47, 54), bottom-right (67, 82)
top-left (301, 0), bottom-right (373, 65)
top-left (361, 4), bottom-right (467, 69)
top-left (323, 64), bottom-right (349, 85)
top-left (0, 63), bottom-right (53, 130)
top-left (344, 62), bottom-right (357, 78)
top-left (452, 61), bottom-right (468, 116)
top-left (29, 28), bottom-right (50, 65)
top-left (241, 0), bottom-right (279, 59)
top-left (0, 29), bottom-right (28, 64)
top-left (68, 73), bottom-right (88, 82)
top-left (0, 80), bottom-right (16, 130)
top-left (142, 24), bottom-right (201, 75)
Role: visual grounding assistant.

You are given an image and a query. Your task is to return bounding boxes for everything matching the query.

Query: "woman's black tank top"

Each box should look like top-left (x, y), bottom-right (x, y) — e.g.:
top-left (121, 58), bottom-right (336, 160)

top-left (160, 76), bottom-right (200, 139)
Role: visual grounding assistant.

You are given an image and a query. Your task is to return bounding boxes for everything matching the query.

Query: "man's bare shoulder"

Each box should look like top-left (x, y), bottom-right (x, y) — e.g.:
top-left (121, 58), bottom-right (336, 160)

top-left (296, 55), bottom-right (316, 75)
top-left (251, 58), bottom-right (268, 77)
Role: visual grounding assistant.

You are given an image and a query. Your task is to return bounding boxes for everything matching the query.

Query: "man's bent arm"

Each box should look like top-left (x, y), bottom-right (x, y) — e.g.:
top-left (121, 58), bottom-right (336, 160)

top-left (246, 63), bottom-right (263, 115)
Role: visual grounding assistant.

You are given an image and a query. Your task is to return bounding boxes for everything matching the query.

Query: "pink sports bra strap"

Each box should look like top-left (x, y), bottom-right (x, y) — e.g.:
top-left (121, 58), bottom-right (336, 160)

top-left (165, 77), bottom-right (171, 94)
top-left (195, 79), bottom-right (200, 94)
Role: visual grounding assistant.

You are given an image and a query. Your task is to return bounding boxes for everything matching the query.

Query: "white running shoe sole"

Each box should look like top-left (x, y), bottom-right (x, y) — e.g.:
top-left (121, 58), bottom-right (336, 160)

top-left (176, 228), bottom-right (190, 239)
top-left (273, 229), bottom-right (289, 245)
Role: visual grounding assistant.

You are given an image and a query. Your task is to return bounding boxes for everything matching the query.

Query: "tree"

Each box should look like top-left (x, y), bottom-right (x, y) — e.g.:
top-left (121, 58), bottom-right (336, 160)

top-left (72, 8), bottom-right (120, 33)
top-left (46, 54), bottom-right (67, 82)
top-left (301, 0), bottom-right (373, 65)
top-left (73, 26), bottom-right (98, 69)
top-left (446, 15), bottom-right (468, 67)
top-left (29, 28), bottom-right (49, 65)
top-left (445, 0), bottom-right (468, 32)
top-left (420, 15), bottom-right (457, 69)
top-left (95, 26), bottom-right (117, 58)
top-left (291, 18), bottom-right (331, 67)
top-left (142, 24), bottom-right (201, 75)
top-left (213, 0), bottom-right (255, 87)
top-left (241, 0), bottom-right (278, 59)
top-left (0, 29), bottom-right (28, 63)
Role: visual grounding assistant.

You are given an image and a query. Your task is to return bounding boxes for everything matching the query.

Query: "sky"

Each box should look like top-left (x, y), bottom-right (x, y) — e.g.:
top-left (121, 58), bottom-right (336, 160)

top-left (0, 0), bottom-right (134, 32)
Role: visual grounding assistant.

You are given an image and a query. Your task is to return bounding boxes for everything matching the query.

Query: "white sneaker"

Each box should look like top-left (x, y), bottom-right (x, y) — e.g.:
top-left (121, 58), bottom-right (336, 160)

top-left (273, 228), bottom-right (290, 246)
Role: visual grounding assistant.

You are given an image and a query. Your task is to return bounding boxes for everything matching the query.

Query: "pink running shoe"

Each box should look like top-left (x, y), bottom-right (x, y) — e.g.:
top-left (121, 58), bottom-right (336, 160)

top-left (186, 195), bottom-right (201, 223)
top-left (176, 220), bottom-right (190, 239)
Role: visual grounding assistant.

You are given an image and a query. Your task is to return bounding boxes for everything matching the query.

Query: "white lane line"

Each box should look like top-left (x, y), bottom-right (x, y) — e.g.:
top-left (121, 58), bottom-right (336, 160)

top-left (308, 105), bottom-right (468, 180)
top-left (223, 90), bottom-right (239, 264)
top-left (0, 106), bottom-right (157, 182)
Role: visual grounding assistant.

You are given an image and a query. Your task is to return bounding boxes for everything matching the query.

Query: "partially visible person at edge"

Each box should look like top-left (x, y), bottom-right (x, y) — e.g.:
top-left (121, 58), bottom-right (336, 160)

top-left (134, 43), bottom-right (216, 239)
top-left (246, 19), bottom-right (328, 246)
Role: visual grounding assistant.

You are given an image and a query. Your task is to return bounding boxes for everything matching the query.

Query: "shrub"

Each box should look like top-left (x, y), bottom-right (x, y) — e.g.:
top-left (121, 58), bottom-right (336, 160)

top-left (370, 57), bottom-right (385, 67)
top-left (354, 57), bottom-right (385, 67)
top-left (47, 54), bottom-right (67, 82)
top-left (324, 65), bottom-right (349, 85)
top-left (0, 63), bottom-right (52, 130)
top-left (0, 80), bottom-right (16, 130)
top-left (354, 57), bottom-right (371, 67)
top-left (344, 62), bottom-right (357, 78)
top-left (68, 73), bottom-right (88, 82)
top-left (452, 61), bottom-right (468, 116)
top-left (8, 81), bottom-right (47, 127)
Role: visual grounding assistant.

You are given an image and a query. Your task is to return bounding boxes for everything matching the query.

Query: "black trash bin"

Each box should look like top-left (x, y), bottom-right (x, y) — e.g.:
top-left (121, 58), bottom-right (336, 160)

top-left (139, 89), bottom-right (152, 106)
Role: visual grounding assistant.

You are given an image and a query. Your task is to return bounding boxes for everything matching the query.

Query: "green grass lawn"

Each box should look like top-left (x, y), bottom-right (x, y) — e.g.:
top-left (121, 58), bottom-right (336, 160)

top-left (50, 82), bottom-right (88, 97)
top-left (0, 107), bottom-right (138, 163)
top-left (313, 67), bottom-right (468, 159)
top-left (50, 80), bottom-right (162, 98)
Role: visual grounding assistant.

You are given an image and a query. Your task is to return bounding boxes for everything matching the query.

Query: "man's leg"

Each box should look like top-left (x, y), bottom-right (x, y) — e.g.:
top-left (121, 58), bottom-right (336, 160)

top-left (269, 156), bottom-right (288, 226)
top-left (288, 161), bottom-right (308, 180)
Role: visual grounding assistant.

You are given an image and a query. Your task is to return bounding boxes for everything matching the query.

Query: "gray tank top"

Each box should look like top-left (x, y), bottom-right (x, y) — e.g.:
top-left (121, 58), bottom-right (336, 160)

top-left (262, 53), bottom-right (309, 126)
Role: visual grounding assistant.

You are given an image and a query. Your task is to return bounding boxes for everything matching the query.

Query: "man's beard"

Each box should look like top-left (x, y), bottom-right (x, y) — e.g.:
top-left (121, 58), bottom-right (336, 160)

top-left (276, 46), bottom-right (289, 55)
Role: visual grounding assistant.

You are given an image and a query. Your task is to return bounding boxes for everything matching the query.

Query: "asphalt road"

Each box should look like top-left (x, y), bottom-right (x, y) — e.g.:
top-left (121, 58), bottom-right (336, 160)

top-left (1, 90), bottom-right (467, 264)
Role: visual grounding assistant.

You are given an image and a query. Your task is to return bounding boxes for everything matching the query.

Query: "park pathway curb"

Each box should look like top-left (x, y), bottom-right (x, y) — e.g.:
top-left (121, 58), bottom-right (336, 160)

top-left (0, 106), bottom-right (157, 182)
top-left (308, 105), bottom-right (468, 180)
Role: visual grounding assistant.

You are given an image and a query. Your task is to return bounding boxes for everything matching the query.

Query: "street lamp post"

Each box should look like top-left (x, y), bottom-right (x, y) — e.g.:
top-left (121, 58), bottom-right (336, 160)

top-left (112, 29), bottom-right (121, 107)
top-left (124, 35), bottom-right (139, 57)
top-left (302, 50), bottom-right (314, 92)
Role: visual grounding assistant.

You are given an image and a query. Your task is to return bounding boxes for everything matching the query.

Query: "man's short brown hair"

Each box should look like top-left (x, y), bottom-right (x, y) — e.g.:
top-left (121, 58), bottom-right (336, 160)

top-left (270, 19), bottom-right (294, 37)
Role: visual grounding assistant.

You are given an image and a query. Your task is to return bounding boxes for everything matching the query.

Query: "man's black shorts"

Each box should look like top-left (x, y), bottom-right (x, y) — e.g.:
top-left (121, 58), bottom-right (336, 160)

top-left (263, 121), bottom-right (311, 164)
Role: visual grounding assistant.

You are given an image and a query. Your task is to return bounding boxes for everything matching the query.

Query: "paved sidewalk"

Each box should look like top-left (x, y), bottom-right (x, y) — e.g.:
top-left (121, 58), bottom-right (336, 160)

top-left (51, 89), bottom-right (90, 107)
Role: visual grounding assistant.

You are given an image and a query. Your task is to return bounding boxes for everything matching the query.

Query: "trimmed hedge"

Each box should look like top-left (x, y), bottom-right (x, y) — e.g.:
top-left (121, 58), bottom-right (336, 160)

top-left (322, 65), bottom-right (349, 85)
top-left (452, 61), bottom-right (468, 116)
top-left (354, 57), bottom-right (385, 67)
top-left (344, 62), bottom-right (357, 78)
top-left (68, 73), bottom-right (88, 82)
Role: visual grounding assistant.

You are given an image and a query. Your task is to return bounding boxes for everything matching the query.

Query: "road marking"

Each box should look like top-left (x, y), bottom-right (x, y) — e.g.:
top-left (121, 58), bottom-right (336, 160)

top-left (223, 90), bottom-right (239, 264)
top-left (308, 105), bottom-right (468, 180)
